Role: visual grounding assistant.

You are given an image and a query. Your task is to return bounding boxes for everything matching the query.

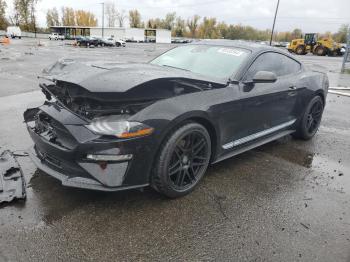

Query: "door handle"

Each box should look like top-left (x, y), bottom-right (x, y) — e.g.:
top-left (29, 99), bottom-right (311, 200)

top-left (289, 86), bottom-right (297, 90)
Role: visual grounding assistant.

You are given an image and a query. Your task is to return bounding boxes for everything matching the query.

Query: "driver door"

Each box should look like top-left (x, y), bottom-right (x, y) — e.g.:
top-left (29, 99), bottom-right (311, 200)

top-left (225, 52), bottom-right (301, 146)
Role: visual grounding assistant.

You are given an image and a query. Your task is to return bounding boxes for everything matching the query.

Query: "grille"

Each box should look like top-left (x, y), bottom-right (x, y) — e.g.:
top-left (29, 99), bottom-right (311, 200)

top-left (34, 111), bottom-right (77, 150)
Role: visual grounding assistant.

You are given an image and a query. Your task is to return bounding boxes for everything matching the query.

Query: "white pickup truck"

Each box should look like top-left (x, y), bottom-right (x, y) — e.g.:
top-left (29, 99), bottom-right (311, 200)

top-left (49, 33), bottom-right (65, 40)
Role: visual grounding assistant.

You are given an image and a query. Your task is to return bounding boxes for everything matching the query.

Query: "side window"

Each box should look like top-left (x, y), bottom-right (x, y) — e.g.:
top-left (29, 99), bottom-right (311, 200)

top-left (245, 52), bottom-right (301, 80)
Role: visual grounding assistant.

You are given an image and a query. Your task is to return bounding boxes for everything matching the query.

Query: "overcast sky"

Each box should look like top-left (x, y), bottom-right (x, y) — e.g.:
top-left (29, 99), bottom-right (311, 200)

top-left (5, 0), bottom-right (350, 32)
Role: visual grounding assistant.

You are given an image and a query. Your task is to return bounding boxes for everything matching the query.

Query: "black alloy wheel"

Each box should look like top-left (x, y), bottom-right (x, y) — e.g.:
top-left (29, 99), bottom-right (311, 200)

top-left (305, 99), bottom-right (323, 135)
top-left (293, 96), bottom-right (324, 140)
top-left (168, 131), bottom-right (209, 191)
top-left (152, 122), bottom-right (211, 198)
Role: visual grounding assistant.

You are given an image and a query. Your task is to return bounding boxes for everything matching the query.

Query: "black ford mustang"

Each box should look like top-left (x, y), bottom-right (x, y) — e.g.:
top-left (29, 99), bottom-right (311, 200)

top-left (24, 40), bottom-right (328, 198)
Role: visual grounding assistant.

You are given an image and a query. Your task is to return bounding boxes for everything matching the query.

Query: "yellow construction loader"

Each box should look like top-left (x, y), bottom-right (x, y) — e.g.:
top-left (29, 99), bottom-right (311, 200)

top-left (288, 33), bottom-right (343, 56)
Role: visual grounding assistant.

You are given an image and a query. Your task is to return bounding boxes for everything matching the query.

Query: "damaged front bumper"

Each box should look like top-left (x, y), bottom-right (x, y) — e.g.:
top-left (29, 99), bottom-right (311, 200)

top-left (24, 103), bottom-right (153, 192)
top-left (28, 147), bottom-right (146, 191)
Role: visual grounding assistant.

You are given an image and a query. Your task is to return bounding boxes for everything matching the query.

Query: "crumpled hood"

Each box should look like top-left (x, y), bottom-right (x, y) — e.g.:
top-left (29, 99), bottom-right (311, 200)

top-left (41, 59), bottom-right (226, 93)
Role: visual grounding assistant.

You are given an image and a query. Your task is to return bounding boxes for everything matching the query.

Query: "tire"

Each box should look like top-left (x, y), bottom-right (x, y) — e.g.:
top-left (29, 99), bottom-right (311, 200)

top-left (151, 122), bottom-right (211, 198)
top-left (293, 96), bottom-right (324, 140)
top-left (116, 42), bottom-right (121, 47)
top-left (315, 46), bottom-right (326, 56)
top-left (296, 45), bottom-right (305, 55)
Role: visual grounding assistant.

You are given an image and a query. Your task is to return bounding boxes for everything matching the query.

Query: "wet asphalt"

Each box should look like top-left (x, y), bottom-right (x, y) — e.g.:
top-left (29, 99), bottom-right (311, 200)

top-left (0, 39), bottom-right (349, 262)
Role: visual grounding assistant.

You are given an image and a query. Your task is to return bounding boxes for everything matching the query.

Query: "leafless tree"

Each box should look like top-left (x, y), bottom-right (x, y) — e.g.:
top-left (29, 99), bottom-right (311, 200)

top-left (116, 10), bottom-right (126, 27)
top-left (105, 1), bottom-right (117, 27)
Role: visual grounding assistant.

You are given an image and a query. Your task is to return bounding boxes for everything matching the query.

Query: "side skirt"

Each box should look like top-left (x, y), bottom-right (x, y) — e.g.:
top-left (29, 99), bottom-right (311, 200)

top-left (212, 130), bottom-right (295, 164)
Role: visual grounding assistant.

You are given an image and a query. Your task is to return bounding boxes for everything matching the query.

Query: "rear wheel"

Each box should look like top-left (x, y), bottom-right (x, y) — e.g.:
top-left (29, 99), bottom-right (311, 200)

top-left (293, 96), bottom-right (324, 140)
top-left (152, 123), bottom-right (211, 198)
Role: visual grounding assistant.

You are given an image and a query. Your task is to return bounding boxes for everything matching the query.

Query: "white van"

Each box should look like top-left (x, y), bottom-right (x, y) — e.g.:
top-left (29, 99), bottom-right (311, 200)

top-left (6, 26), bottom-right (22, 39)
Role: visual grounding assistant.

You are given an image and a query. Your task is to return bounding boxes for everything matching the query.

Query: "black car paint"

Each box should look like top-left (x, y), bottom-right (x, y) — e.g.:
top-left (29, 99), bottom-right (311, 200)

top-left (24, 41), bottom-right (328, 191)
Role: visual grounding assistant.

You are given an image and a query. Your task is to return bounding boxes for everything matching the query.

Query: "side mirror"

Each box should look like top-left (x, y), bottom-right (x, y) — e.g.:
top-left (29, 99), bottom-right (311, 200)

top-left (252, 71), bottom-right (277, 83)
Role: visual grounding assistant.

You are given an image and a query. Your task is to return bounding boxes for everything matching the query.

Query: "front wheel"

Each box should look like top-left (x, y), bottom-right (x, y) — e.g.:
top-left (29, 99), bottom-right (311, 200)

top-left (151, 122), bottom-right (211, 198)
top-left (293, 96), bottom-right (324, 140)
top-left (314, 46), bottom-right (326, 56)
top-left (296, 45), bottom-right (306, 55)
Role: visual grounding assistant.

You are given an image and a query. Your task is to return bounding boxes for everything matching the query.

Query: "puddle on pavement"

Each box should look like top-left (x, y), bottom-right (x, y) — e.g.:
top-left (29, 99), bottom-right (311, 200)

top-left (23, 169), bottom-right (160, 225)
top-left (2, 135), bottom-right (348, 228)
top-left (256, 139), bottom-right (349, 191)
top-left (255, 138), bottom-right (315, 168)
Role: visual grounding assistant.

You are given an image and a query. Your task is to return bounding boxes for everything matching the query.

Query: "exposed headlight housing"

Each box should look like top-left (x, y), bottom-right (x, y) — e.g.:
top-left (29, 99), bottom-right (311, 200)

top-left (86, 116), bottom-right (154, 138)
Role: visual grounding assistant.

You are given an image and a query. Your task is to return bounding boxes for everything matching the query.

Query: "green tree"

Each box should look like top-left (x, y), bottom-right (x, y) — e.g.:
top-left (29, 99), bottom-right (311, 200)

top-left (333, 24), bottom-right (349, 43)
top-left (187, 15), bottom-right (200, 38)
top-left (217, 22), bottom-right (228, 39)
top-left (0, 0), bottom-right (8, 30)
top-left (291, 28), bottom-right (303, 39)
top-left (173, 17), bottom-right (186, 37)
top-left (198, 17), bottom-right (218, 39)
top-left (162, 12), bottom-right (176, 30)
top-left (129, 9), bottom-right (142, 28)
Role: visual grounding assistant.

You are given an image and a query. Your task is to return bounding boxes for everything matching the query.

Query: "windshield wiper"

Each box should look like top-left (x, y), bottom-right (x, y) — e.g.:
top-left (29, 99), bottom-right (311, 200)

top-left (161, 64), bottom-right (190, 72)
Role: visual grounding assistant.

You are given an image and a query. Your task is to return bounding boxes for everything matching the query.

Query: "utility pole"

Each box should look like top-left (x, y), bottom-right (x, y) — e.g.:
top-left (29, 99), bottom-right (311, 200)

top-left (270, 0), bottom-right (280, 46)
top-left (101, 2), bottom-right (105, 38)
top-left (341, 28), bottom-right (350, 73)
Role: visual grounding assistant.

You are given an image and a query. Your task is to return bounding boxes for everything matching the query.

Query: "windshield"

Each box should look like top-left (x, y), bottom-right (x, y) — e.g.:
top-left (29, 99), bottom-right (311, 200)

top-left (150, 45), bottom-right (250, 79)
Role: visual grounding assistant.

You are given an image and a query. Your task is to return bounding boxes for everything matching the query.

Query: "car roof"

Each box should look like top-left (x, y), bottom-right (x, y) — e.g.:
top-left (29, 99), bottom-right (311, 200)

top-left (193, 39), bottom-right (287, 54)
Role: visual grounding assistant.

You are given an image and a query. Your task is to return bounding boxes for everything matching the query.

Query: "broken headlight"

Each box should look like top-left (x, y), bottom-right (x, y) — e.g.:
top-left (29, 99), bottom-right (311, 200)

top-left (86, 116), bottom-right (154, 138)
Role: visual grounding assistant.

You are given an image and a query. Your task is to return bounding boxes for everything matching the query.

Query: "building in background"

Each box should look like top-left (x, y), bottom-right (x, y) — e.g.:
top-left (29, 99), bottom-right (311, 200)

top-left (50, 26), bottom-right (171, 43)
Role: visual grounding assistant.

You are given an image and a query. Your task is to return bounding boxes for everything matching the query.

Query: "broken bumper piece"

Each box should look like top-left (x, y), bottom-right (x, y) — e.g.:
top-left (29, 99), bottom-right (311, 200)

top-left (0, 150), bottom-right (26, 203)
